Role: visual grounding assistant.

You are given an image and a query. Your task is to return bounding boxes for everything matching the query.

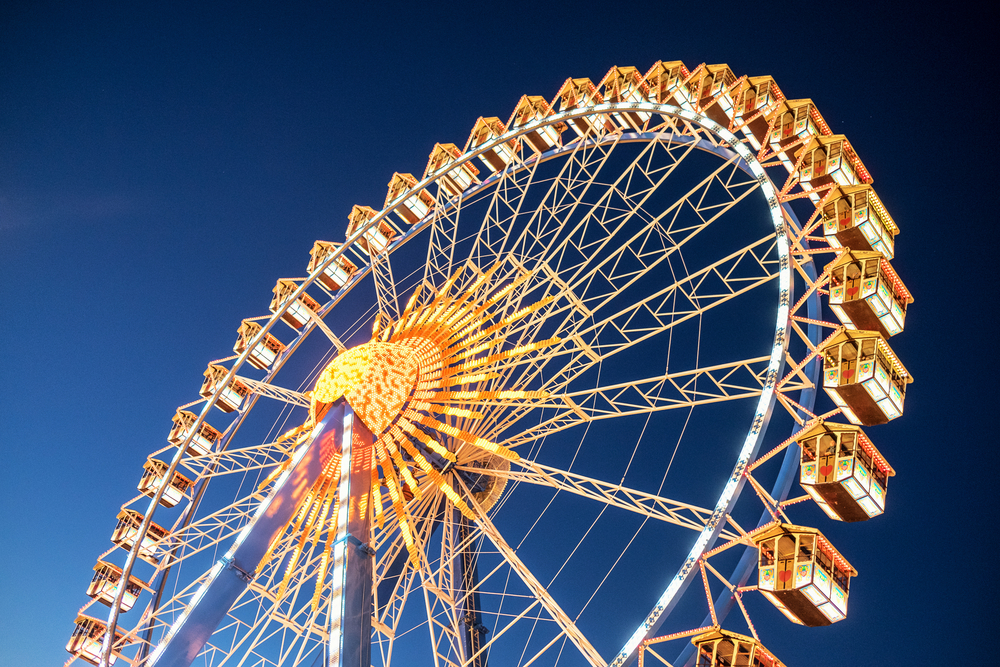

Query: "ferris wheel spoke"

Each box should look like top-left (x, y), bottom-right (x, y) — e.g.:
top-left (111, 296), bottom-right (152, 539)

top-left (464, 158), bottom-right (545, 277)
top-left (472, 243), bottom-right (777, 433)
top-left (371, 248), bottom-right (402, 322)
top-left (451, 475), bottom-right (607, 667)
top-left (179, 440), bottom-right (298, 481)
top-left (489, 356), bottom-right (771, 449)
top-left (236, 375), bottom-right (312, 408)
top-left (212, 538), bottom-right (331, 666)
top-left (557, 160), bottom-right (763, 305)
top-left (525, 141), bottom-right (740, 298)
top-left (477, 167), bottom-right (774, 405)
top-left (499, 229), bottom-right (776, 368)
top-left (457, 460), bottom-right (738, 539)
top-left (488, 132), bottom-right (632, 273)
top-left (147, 493), bottom-right (261, 569)
top-left (415, 506), bottom-right (584, 667)
top-left (371, 491), bottom-right (442, 660)
top-left (503, 134), bottom-right (684, 275)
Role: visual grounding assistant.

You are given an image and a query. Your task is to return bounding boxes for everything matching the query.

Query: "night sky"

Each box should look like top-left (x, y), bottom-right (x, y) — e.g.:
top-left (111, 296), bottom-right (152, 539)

top-left (1, 2), bottom-right (994, 665)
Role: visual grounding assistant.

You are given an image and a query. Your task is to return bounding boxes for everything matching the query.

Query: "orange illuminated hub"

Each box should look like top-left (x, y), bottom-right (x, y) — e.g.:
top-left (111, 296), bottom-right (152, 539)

top-left (753, 523), bottom-right (856, 626)
top-left (467, 117), bottom-right (519, 173)
top-left (270, 279), bottom-right (321, 330)
top-left (66, 615), bottom-right (125, 665)
top-left (261, 262), bottom-right (557, 588)
top-left (820, 329), bottom-right (912, 425)
top-left (307, 241), bottom-right (358, 291)
top-left (827, 250), bottom-right (911, 337)
top-left (111, 509), bottom-right (168, 564)
top-left (138, 459), bottom-right (193, 508)
top-left (385, 172), bottom-right (435, 225)
top-left (692, 628), bottom-right (786, 667)
top-left (168, 409), bottom-right (221, 457)
top-left (200, 364), bottom-right (250, 413)
top-left (234, 320), bottom-right (286, 371)
top-left (87, 560), bottom-right (148, 612)
top-left (796, 422), bottom-right (894, 521)
top-left (822, 184), bottom-right (899, 259)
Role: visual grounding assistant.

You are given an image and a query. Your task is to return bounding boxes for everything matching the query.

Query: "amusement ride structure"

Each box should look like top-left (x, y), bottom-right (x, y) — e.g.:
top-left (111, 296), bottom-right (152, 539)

top-left (66, 60), bottom-right (913, 667)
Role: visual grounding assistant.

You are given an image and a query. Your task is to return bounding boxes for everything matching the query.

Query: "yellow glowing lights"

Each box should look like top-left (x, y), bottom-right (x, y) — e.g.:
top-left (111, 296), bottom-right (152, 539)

top-left (262, 263), bottom-right (558, 581)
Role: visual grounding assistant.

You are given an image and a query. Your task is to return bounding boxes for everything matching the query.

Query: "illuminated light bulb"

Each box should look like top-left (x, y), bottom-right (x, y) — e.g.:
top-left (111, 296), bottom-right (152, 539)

top-left (430, 405), bottom-right (484, 419)
top-left (442, 371), bottom-right (501, 386)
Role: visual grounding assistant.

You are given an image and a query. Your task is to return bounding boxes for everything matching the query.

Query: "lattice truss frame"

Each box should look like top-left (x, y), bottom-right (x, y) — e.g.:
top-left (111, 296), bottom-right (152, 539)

top-left (70, 61), bottom-right (903, 667)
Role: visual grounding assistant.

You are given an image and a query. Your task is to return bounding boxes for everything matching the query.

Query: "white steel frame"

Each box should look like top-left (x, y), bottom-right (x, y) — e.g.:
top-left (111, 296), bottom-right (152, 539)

top-left (86, 93), bottom-right (831, 667)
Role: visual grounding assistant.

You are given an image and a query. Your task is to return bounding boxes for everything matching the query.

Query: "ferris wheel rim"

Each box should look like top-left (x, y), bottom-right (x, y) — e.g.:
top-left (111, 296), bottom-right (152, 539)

top-left (100, 99), bottom-right (812, 667)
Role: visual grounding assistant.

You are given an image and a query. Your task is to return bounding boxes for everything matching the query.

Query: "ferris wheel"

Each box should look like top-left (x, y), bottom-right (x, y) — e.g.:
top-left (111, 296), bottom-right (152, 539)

top-left (66, 61), bottom-right (913, 667)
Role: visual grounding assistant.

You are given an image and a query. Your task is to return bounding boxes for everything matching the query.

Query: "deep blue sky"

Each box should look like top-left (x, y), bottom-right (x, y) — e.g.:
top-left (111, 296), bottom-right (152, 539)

top-left (1, 1), bottom-right (995, 665)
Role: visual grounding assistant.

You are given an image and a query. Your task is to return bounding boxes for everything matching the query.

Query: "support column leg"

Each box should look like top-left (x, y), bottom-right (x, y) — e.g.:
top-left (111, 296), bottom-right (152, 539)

top-left (326, 400), bottom-right (375, 667)
top-left (455, 508), bottom-right (487, 667)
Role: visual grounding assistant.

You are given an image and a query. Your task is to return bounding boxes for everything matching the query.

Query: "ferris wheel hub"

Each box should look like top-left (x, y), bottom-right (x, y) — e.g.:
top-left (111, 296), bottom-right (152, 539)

top-left (312, 339), bottom-right (431, 435)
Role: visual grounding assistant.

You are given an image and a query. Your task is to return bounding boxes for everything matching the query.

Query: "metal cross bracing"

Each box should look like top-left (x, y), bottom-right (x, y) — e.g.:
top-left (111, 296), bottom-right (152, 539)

top-left (79, 71), bottom-right (873, 667)
top-left (457, 461), bottom-right (740, 541)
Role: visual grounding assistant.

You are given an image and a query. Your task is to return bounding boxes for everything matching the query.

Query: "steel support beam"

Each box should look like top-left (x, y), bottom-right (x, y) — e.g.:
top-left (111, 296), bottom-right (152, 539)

top-left (455, 509), bottom-right (487, 667)
top-left (325, 401), bottom-right (375, 667)
top-left (147, 400), bottom-right (353, 666)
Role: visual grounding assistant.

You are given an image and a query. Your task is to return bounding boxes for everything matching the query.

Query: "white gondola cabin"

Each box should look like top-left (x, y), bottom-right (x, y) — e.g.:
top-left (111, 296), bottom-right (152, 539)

top-left (793, 135), bottom-right (872, 194)
top-left (690, 64), bottom-right (737, 127)
top-left (346, 204), bottom-right (396, 255)
top-left (467, 117), bottom-right (519, 174)
top-left (599, 66), bottom-right (652, 131)
top-left (822, 184), bottom-right (899, 259)
top-left (66, 615), bottom-right (124, 665)
top-left (424, 143), bottom-right (481, 199)
top-left (734, 76), bottom-right (780, 118)
top-left (87, 560), bottom-right (148, 612)
top-left (797, 422), bottom-right (894, 521)
top-left (385, 172), bottom-right (435, 225)
top-left (765, 99), bottom-right (828, 150)
top-left (642, 60), bottom-right (689, 106)
top-left (554, 77), bottom-right (609, 138)
top-left (200, 363), bottom-right (250, 413)
top-left (691, 628), bottom-right (786, 667)
top-left (138, 458), bottom-right (193, 508)
top-left (307, 240), bottom-right (358, 291)
top-left (111, 509), bottom-right (168, 564)
top-left (234, 320), bottom-right (286, 371)
top-left (270, 279), bottom-right (321, 330)
top-left (753, 523), bottom-right (856, 626)
top-left (732, 76), bottom-right (782, 151)
top-left (827, 250), bottom-right (911, 337)
top-left (168, 409), bottom-right (221, 457)
top-left (507, 95), bottom-right (564, 153)
top-left (820, 329), bottom-right (912, 425)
